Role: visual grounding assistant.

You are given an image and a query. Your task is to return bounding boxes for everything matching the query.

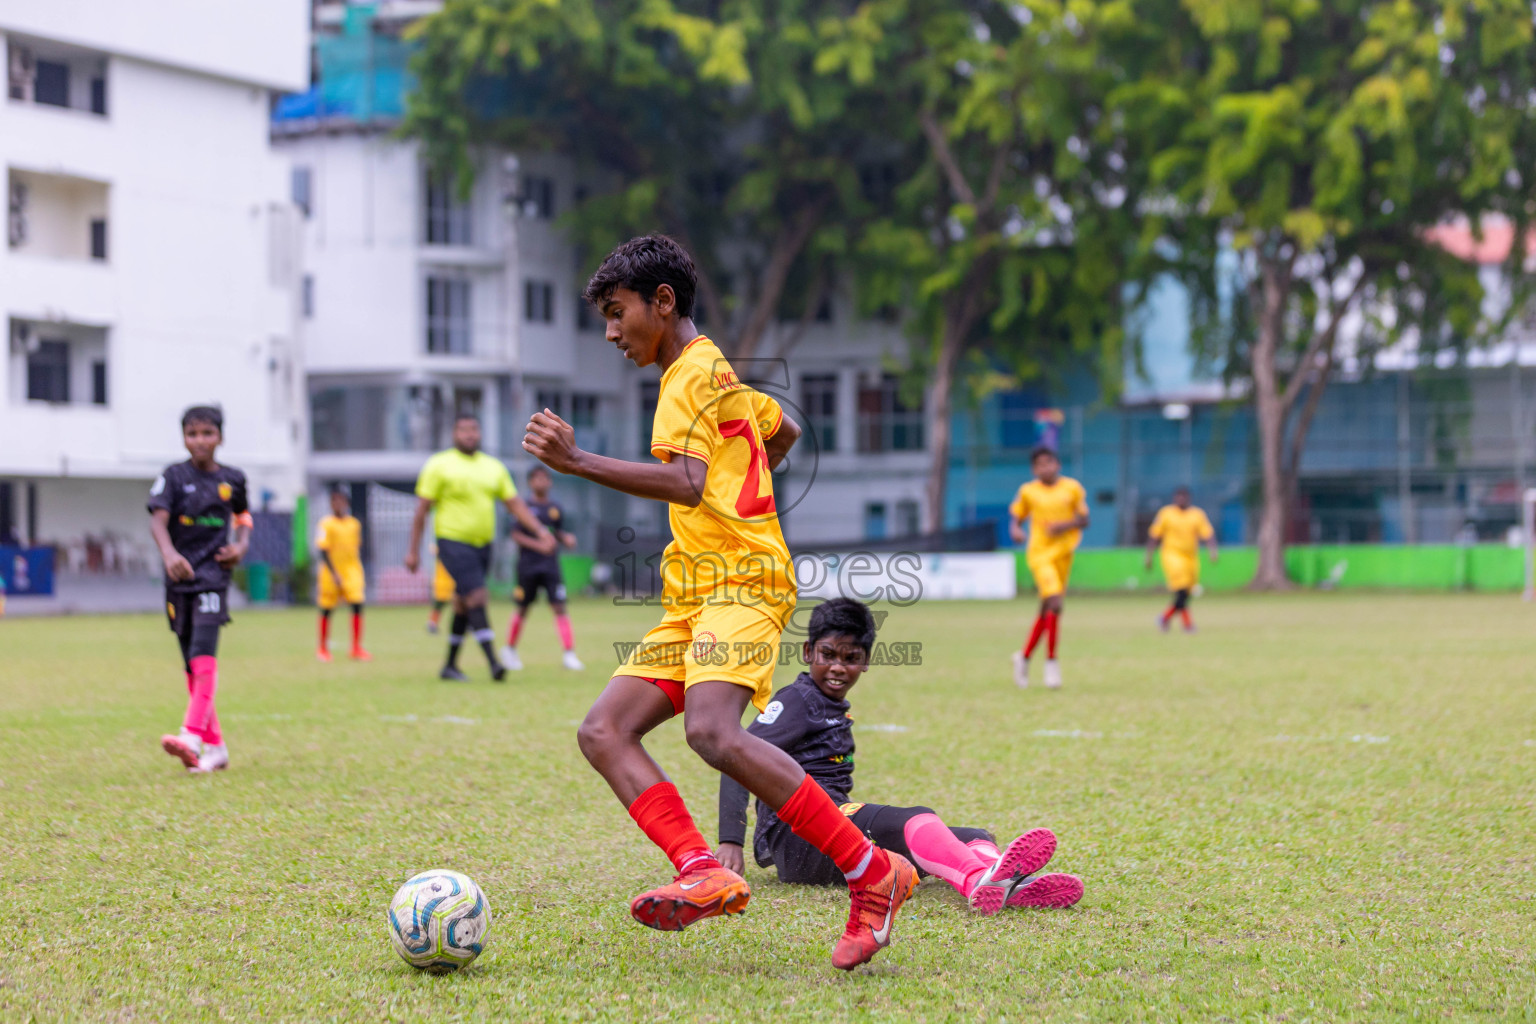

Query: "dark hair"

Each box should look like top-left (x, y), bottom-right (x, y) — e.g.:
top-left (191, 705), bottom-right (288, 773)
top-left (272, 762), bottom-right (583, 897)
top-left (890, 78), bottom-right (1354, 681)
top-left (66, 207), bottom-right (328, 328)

top-left (583, 235), bottom-right (697, 319)
top-left (455, 413), bottom-right (480, 425)
top-left (1173, 485), bottom-right (1191, 498)
top-left (181, 405), bottom-right (223, 432)
top-left (1029, 444), bottom-right (1059, 464)
top-left (330, 484), bottom-right (350, 499)
top-left (807, 598), bottom-right (877, 656)
top-left (527, 464), bottom-right (551, 481)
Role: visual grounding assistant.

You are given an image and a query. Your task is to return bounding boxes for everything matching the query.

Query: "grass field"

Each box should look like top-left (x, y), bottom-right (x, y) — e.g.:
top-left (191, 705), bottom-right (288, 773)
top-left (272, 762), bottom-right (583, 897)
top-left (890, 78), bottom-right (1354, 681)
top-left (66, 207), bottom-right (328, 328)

top-left (2, 593), bottom-right (1533, 1022)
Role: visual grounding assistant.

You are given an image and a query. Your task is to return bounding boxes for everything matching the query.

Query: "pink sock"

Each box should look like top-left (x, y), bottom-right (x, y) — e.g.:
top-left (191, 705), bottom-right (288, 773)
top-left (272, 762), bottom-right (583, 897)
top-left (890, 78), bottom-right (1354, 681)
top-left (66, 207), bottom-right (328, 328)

top-left (903, 812), bottom-right (991, 896)
top-left (967, 837), bottom-right (1001, 862)
top-left (184, 655), bottom-right (220, 745)
top-left (555, 614), bottom-right (574, 651)
top-left (506, 613), bottom-right (524, 648)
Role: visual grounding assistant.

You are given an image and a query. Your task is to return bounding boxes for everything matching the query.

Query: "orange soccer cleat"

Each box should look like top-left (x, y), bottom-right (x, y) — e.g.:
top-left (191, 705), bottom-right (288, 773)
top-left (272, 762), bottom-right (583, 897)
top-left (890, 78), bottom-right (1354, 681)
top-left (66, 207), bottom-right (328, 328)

top-left (350, 647), bottom-right (372, 661)
top-left (831, 851), bottom-right (919, 970)
top-left (316, 648), bottom-right (333, 663)
top-left (629, 862), bottom-right (751, 932)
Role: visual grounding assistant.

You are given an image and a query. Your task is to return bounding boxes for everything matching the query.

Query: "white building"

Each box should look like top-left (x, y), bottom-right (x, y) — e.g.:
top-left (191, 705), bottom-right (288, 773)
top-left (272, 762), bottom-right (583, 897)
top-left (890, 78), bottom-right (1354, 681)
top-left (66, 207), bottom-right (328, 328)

top-left (0, 0), bottom-right (310, 569)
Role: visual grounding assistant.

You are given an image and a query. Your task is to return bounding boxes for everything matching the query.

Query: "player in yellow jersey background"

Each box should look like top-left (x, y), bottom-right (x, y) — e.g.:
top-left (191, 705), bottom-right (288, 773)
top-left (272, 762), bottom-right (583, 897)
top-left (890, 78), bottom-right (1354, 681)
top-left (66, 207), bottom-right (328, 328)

top-left (1008, 446), bottom-right (1089, 689)
top-left (1145, 486), bottom-right (1218, 633)
top-left (426, 546), bottom-right (456, 634)
top-left (315, 487), bottom-right (370, 661)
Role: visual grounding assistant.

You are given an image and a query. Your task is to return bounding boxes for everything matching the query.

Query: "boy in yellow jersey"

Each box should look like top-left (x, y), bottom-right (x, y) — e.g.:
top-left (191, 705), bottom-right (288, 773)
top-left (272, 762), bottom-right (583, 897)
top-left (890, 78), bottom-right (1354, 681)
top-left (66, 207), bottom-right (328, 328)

top-left (315, 487), bottom-right (370, 661)
top-left (523, 235), bottom-right (918, 971)
top-left (1008, 446), bottom-right (1089, 689)
top-left (1145, 486), bottom-right (1218, 633)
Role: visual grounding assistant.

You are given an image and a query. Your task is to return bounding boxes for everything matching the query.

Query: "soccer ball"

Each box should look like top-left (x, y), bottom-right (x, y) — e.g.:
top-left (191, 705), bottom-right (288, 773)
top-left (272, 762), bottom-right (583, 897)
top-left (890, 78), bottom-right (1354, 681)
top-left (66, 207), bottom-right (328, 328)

top-left (387, 869), bottom-right (491, 973)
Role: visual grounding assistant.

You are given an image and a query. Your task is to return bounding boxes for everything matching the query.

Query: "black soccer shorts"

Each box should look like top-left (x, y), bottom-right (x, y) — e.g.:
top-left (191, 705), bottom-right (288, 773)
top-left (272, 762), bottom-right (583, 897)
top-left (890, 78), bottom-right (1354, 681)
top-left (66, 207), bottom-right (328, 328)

top-left (513, 568), bottom-right (567, 607)
top-left (436, 539), bottom-right (492, 597)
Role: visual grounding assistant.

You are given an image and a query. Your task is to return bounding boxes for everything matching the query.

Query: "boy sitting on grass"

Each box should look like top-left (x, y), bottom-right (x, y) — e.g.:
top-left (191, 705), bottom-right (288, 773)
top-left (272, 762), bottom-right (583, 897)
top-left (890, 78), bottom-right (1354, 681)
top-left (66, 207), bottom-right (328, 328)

top-left (717, 598), bottom-right (1084, 913)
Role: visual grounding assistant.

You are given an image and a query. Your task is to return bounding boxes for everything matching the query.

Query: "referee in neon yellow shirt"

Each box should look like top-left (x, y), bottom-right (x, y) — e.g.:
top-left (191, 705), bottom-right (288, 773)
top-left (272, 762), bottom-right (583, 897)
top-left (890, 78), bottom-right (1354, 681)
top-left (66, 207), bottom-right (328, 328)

top-left (406, 415), bottom-right (553, 681)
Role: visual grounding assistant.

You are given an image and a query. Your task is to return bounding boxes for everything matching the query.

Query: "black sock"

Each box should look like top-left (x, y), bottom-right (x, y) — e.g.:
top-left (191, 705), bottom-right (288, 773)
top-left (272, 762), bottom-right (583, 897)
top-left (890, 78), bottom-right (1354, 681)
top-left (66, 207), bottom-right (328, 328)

top-left (467, 606), bottom-right (498, 668)
top-left (447, 612), bottom-right (467, 667)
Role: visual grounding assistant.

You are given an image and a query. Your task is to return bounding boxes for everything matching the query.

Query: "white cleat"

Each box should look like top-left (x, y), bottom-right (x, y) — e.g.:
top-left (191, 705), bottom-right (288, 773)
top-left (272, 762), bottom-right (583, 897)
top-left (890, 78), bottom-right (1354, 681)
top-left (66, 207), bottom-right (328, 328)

top-left (189, 744), bottom-right (229, 774)
top-left (499, 646), bottom-right (523, 671)
top-left (1043, 659), bottom-right (1063, 689)
top-left (1012, 650), bottom-right (1030, 689)
top-left (160, 730), bottom-right (201, 769)
top-left (562, 650), bottom-right (585, 671)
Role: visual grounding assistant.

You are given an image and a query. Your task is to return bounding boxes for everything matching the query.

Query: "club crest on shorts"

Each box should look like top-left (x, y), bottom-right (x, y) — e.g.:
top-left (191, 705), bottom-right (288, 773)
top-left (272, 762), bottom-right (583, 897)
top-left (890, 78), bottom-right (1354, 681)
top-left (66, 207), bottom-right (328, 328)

top-left (693, 630), bottom-right (721, 661)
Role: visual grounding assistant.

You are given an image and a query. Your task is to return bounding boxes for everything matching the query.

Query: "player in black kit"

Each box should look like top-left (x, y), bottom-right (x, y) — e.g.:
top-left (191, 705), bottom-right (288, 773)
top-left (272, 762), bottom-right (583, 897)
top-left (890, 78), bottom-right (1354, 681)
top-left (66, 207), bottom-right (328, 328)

top-left (147, 406), bottom-right (251, 774)
top-left (716, 598), bottom-right (1084, 913)
top-left (500, 465), bottom-right (582, 671)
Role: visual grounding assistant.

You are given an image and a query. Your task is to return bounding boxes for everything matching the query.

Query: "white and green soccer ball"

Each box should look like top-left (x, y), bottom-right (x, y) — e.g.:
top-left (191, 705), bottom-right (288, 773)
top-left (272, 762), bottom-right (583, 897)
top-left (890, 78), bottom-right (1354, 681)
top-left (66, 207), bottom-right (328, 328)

top-left (387, 869), bottom-right (491, 973)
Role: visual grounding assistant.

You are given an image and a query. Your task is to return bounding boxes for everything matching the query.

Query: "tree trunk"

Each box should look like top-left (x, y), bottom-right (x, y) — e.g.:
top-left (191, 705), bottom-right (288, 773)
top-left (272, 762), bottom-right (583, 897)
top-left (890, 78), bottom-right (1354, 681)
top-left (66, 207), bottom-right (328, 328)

top-left (924, 322), bottom-right (963, 535)
top-left (730, 198), bottom-right (829, 361)
top-left (1250, 254), bottom-right (1294, 589)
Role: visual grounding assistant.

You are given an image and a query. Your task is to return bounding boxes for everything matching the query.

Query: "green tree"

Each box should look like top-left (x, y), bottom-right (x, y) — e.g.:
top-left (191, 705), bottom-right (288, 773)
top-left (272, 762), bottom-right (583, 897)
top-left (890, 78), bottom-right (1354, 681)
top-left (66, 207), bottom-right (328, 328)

top-left (850, 0), bottom-right (1140, 532)
top-left (402, 0), bottom-right (893, 360)
top-left (1108, 0), bottom-right (1536, 585)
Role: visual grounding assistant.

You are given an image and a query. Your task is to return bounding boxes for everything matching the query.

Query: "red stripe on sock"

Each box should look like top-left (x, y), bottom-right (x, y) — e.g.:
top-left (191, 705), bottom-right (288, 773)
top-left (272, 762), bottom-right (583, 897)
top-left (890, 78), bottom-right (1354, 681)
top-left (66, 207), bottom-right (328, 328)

top-left (628, 782), bottom-right (715, 873)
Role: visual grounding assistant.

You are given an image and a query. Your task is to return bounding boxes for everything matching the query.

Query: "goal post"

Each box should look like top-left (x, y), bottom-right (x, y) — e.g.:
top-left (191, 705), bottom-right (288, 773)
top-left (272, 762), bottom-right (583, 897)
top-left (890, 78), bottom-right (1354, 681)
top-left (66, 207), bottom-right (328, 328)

top-left (1525, 488), bottom-right (1536, 602)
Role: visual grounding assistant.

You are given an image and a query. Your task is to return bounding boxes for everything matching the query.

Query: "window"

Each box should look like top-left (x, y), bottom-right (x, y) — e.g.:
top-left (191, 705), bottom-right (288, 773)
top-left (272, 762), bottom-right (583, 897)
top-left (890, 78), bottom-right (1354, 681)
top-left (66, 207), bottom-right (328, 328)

top-left (425, 276), bottom-right (471, 354)
top-left (896, 499), bottom-right (920, 537)
top-left (301, 275), bottom-right (315, 318)
top-left (571, 393), bottom-right (598, 429)
top-left (857, 374), bottom-right (925, 452)
top-left (535, 388), bottom-right (564, 419)
top-left (864, 502), bottom-right (888, 542)
top-left (34, 60), bottom-right (68, 107)
top-left (424, 171), bottom-right (472, 245)
top-left (89, 76), bottom-right (106, 115)
top-left (291, 166), bottom-right (312, 218)
top-left (801, 374), bottom-right (838, 452)
top-left (91, 360), bottom-right (107, 405)
top-left (27, 340), bottom-right (70, 402)
top-left (524, 280), bottom-right (554, 323)
top-left (89, 218), bottom-right (106, 260)
top-left (577, 294), bottom-right (598, 331)
top-left (523, 176), bottom-right (554, 219)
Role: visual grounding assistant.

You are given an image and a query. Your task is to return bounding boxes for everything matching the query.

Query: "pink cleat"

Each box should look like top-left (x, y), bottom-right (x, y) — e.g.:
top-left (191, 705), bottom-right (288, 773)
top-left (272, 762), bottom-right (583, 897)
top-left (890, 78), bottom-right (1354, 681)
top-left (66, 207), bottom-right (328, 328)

top-left (1006, 872), bottom-right (1084, 908)
top-left (967, 828), bottom-right (1058, 914)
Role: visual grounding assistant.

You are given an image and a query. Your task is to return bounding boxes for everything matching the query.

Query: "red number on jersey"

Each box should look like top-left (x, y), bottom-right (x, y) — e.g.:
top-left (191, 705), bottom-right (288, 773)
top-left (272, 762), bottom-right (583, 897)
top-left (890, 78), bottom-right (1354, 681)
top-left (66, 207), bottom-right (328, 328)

top-left (718, 418), bottom-right (777, 519)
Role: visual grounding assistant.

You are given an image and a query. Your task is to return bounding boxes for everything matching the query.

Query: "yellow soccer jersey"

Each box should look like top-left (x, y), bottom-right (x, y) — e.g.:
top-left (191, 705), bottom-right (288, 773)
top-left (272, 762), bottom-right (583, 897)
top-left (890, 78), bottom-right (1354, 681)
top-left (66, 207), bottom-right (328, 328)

top-left (650, 335), bottom-right (794, 626)
top-left (1009, 477), bottom-right (1089, 558)
top-left (315, 514), bottom-right (363, 568)
top-left (1149, 505), bottom-right (1213, 558)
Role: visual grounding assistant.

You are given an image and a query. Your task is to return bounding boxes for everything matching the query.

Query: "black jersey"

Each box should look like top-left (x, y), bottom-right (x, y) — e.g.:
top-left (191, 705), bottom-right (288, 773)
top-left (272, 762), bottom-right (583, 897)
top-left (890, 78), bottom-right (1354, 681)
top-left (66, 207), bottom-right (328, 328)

top-left (718, 673), bottom-right (855, 852)
top-left (147, 460), bottom-right (249, 593)
top-left (515, 497), bottom-right (565, 576)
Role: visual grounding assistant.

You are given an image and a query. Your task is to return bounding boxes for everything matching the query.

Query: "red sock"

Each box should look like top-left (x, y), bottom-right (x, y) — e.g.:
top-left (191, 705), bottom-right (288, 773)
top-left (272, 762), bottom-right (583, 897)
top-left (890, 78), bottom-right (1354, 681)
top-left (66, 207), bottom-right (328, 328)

top-left (507, 612), bottom-right (525, 648)
top-left (352, 610), bottom-right (363, 649)
top-left (775, 775), bottom-right (888, 886)
top-left (555, 614), bottom-right (574, 651)
top-left (1161, 606), bottom-right (1176, 625)
top-left (1179, 609), bottom-right (1192, 629)
top-left (1046, 612), bottom-right (1060, 659)
top-left (1022, 614), bottom-right (1048, 658)
top-left (628, 782), bottom-right (718, 873)
top-left (319, 614), bottom-right (329, 649)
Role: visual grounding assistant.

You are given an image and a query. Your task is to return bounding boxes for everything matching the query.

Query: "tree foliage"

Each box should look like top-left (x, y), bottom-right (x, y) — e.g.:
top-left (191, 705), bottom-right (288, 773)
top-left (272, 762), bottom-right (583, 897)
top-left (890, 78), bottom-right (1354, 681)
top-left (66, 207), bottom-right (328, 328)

top-left (1106, 0), bottom-right (1536, 583)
